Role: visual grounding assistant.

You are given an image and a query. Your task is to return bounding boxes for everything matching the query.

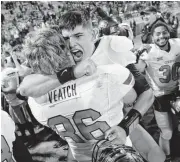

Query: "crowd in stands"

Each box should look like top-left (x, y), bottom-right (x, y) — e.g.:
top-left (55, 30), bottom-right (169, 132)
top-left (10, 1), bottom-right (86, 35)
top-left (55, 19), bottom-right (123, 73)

top-left (1, 1), bottom-right (179, 61)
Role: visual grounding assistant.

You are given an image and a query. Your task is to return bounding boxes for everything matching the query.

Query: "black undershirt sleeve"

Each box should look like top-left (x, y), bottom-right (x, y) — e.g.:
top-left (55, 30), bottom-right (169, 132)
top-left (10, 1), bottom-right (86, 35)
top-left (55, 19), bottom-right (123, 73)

top-left (126, 64), bottom-right (150, 96)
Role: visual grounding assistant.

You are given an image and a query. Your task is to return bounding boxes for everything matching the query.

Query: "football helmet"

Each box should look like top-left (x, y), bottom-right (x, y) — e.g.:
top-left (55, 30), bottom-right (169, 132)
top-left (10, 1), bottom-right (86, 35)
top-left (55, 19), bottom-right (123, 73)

top-left (92, 140), bottom-right (144, 162)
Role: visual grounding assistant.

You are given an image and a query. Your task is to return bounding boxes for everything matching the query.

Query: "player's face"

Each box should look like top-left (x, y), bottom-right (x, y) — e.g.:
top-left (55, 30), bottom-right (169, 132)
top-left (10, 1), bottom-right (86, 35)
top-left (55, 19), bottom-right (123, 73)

top-left (62, 25), bottom-right (95, 64)
top-left (152, 26), bottom-right (170, 47)
top-left (143, 13), bottom-right (156, 25)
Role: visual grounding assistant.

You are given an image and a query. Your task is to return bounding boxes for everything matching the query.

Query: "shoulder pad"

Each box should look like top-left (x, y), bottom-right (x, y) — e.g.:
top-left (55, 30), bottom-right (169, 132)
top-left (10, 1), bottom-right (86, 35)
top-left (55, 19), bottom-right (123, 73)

top-left (110, 36), bottom-right (133, 52)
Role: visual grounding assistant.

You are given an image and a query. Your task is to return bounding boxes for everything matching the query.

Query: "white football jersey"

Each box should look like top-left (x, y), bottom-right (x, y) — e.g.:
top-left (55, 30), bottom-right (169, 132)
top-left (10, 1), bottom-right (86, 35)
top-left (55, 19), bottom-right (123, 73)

top-left (140, 38), bottom-right (180, 96)
top-left (91, 36), bottom-right (136, 67)
top-left (28, 64), bottom-right (134, 162)
top-left (1, 110), bottom-right (16, 162)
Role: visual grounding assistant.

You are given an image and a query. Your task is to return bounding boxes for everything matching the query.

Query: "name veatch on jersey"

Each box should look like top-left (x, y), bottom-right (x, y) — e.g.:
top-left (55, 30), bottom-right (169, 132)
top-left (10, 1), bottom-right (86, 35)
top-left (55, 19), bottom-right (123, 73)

top-left (48, 83), bottom-right (80, 106)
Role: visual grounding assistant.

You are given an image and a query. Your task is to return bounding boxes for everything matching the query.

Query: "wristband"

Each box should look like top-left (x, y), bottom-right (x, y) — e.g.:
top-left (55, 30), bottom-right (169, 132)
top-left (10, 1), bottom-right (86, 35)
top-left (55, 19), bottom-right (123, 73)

top-left (118, 109), bottom-right (141, 136)
top-left (56, 67), bottom-right (75, 84)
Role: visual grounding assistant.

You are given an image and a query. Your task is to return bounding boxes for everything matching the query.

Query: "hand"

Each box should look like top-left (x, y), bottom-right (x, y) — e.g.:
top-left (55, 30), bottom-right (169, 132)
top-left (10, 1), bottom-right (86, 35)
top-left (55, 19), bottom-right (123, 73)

top-left (73, 59), bottom-right (97, 79)
top-left (139, 44), bottom-right (151, 51)
top-left (104, 126), bottom-right (127, 145)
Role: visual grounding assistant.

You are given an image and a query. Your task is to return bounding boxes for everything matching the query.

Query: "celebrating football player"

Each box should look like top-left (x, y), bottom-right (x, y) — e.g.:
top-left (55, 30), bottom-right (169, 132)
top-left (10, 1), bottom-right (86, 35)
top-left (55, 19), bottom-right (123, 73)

top-left (23, 27), bottom-right (143, 162)
top-left (20, 24), bottom-right (165, 162)
top-left (18, 11), bottom-right (158, 157)
top-left (19, 9), bottom-right (154, 139)
top-left (136, 21), bottom-right (180, 161)
top-left (18, 9), bottom-right (165, 162)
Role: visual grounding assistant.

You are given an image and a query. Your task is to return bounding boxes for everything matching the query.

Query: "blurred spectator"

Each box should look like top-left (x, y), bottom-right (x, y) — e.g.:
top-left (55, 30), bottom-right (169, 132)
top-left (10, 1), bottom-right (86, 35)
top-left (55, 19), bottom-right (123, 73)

top-left (162, 11), bottom-right (179, 38)
top-left (140, 6), bottom-right (178, 44)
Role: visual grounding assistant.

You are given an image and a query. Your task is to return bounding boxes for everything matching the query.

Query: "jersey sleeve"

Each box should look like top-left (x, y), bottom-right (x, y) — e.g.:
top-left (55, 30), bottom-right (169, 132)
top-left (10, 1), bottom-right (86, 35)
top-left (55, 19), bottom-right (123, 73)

top-left (111, 71), bottom-right (135, 102)
top-left (98, 64), bottom-right (135, 100)
top-left (28, 97), bottom-right (47, 126)
top-left (108, 36), bottom-right (136, 66)
top-left (171, 38), bottom-right (180, 44)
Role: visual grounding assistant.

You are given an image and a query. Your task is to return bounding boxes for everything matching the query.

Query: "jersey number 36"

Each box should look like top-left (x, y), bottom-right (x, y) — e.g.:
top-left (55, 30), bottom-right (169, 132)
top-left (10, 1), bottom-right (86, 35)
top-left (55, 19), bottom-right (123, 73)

top-left (48, 109), bottom-right (110, 143)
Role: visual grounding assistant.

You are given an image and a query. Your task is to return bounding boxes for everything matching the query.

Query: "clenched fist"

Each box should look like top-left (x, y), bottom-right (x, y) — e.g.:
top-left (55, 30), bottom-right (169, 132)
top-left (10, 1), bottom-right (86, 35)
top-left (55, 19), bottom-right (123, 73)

top-left (105, 126), bottom-right (127, 145)
top-left (73, 59), bottom-right (97, 78)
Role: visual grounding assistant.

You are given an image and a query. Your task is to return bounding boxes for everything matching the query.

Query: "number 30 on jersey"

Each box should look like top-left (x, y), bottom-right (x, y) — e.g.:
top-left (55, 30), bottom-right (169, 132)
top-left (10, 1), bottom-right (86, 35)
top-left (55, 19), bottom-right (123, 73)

top-left (159, 62), bottom-right (180, 83)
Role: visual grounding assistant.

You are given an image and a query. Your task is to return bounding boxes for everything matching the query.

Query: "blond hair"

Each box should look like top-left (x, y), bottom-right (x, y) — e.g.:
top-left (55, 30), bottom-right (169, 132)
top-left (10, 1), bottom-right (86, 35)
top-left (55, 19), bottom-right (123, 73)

top-left (23, 28), bottom-right (73, 75)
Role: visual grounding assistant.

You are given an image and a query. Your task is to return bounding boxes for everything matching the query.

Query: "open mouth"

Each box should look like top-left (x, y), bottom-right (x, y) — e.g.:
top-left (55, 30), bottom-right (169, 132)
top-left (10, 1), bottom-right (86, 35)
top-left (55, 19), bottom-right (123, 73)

top-left (159, 39), bottom-right (167, 44)
top-left (71, 49), bottom-right (83, 62)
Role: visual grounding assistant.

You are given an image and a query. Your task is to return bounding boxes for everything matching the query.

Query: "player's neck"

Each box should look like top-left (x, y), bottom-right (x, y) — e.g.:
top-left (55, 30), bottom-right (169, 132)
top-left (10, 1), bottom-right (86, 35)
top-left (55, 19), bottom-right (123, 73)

top-left (159, 42), bottom-right (170, 52)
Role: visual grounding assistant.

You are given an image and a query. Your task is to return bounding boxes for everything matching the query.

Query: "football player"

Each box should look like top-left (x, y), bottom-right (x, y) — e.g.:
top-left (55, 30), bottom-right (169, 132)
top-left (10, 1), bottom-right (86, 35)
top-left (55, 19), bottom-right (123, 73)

top-left (18, 9), bottom-right (166, 161)
top-left (19, 9), bottom-right (154, 134)
top-left (1, 110), bottom-right (33, 162)
top-left (136, 21), bottom-right (180, 161)
top-left (22, 27), bottom-right (165, 162)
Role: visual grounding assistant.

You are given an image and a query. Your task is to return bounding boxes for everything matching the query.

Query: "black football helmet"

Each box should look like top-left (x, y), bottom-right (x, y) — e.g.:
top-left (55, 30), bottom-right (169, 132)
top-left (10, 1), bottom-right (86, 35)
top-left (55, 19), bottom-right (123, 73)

top-left (92, 140), bottom-right (144, 162)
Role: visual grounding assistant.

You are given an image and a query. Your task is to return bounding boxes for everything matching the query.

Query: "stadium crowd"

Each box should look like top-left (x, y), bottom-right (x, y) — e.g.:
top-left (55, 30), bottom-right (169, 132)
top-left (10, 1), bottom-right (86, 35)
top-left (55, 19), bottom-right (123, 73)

top-left (1, 1), bottom-right (180, 162)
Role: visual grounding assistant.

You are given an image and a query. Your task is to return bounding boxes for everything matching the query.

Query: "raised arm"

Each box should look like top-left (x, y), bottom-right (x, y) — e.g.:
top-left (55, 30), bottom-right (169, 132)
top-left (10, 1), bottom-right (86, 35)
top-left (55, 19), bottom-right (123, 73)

top-left (18, 74), bottom-right (60, 98)
top-left (18, 59), bottom-right (97, 98)
top-left (126, 64), bottom-right (154, 117)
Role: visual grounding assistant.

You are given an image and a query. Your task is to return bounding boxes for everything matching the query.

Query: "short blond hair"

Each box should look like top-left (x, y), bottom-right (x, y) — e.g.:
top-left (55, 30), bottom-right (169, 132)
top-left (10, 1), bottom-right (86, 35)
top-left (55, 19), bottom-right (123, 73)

top-left (24, 28), bottom-right (74, 75)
